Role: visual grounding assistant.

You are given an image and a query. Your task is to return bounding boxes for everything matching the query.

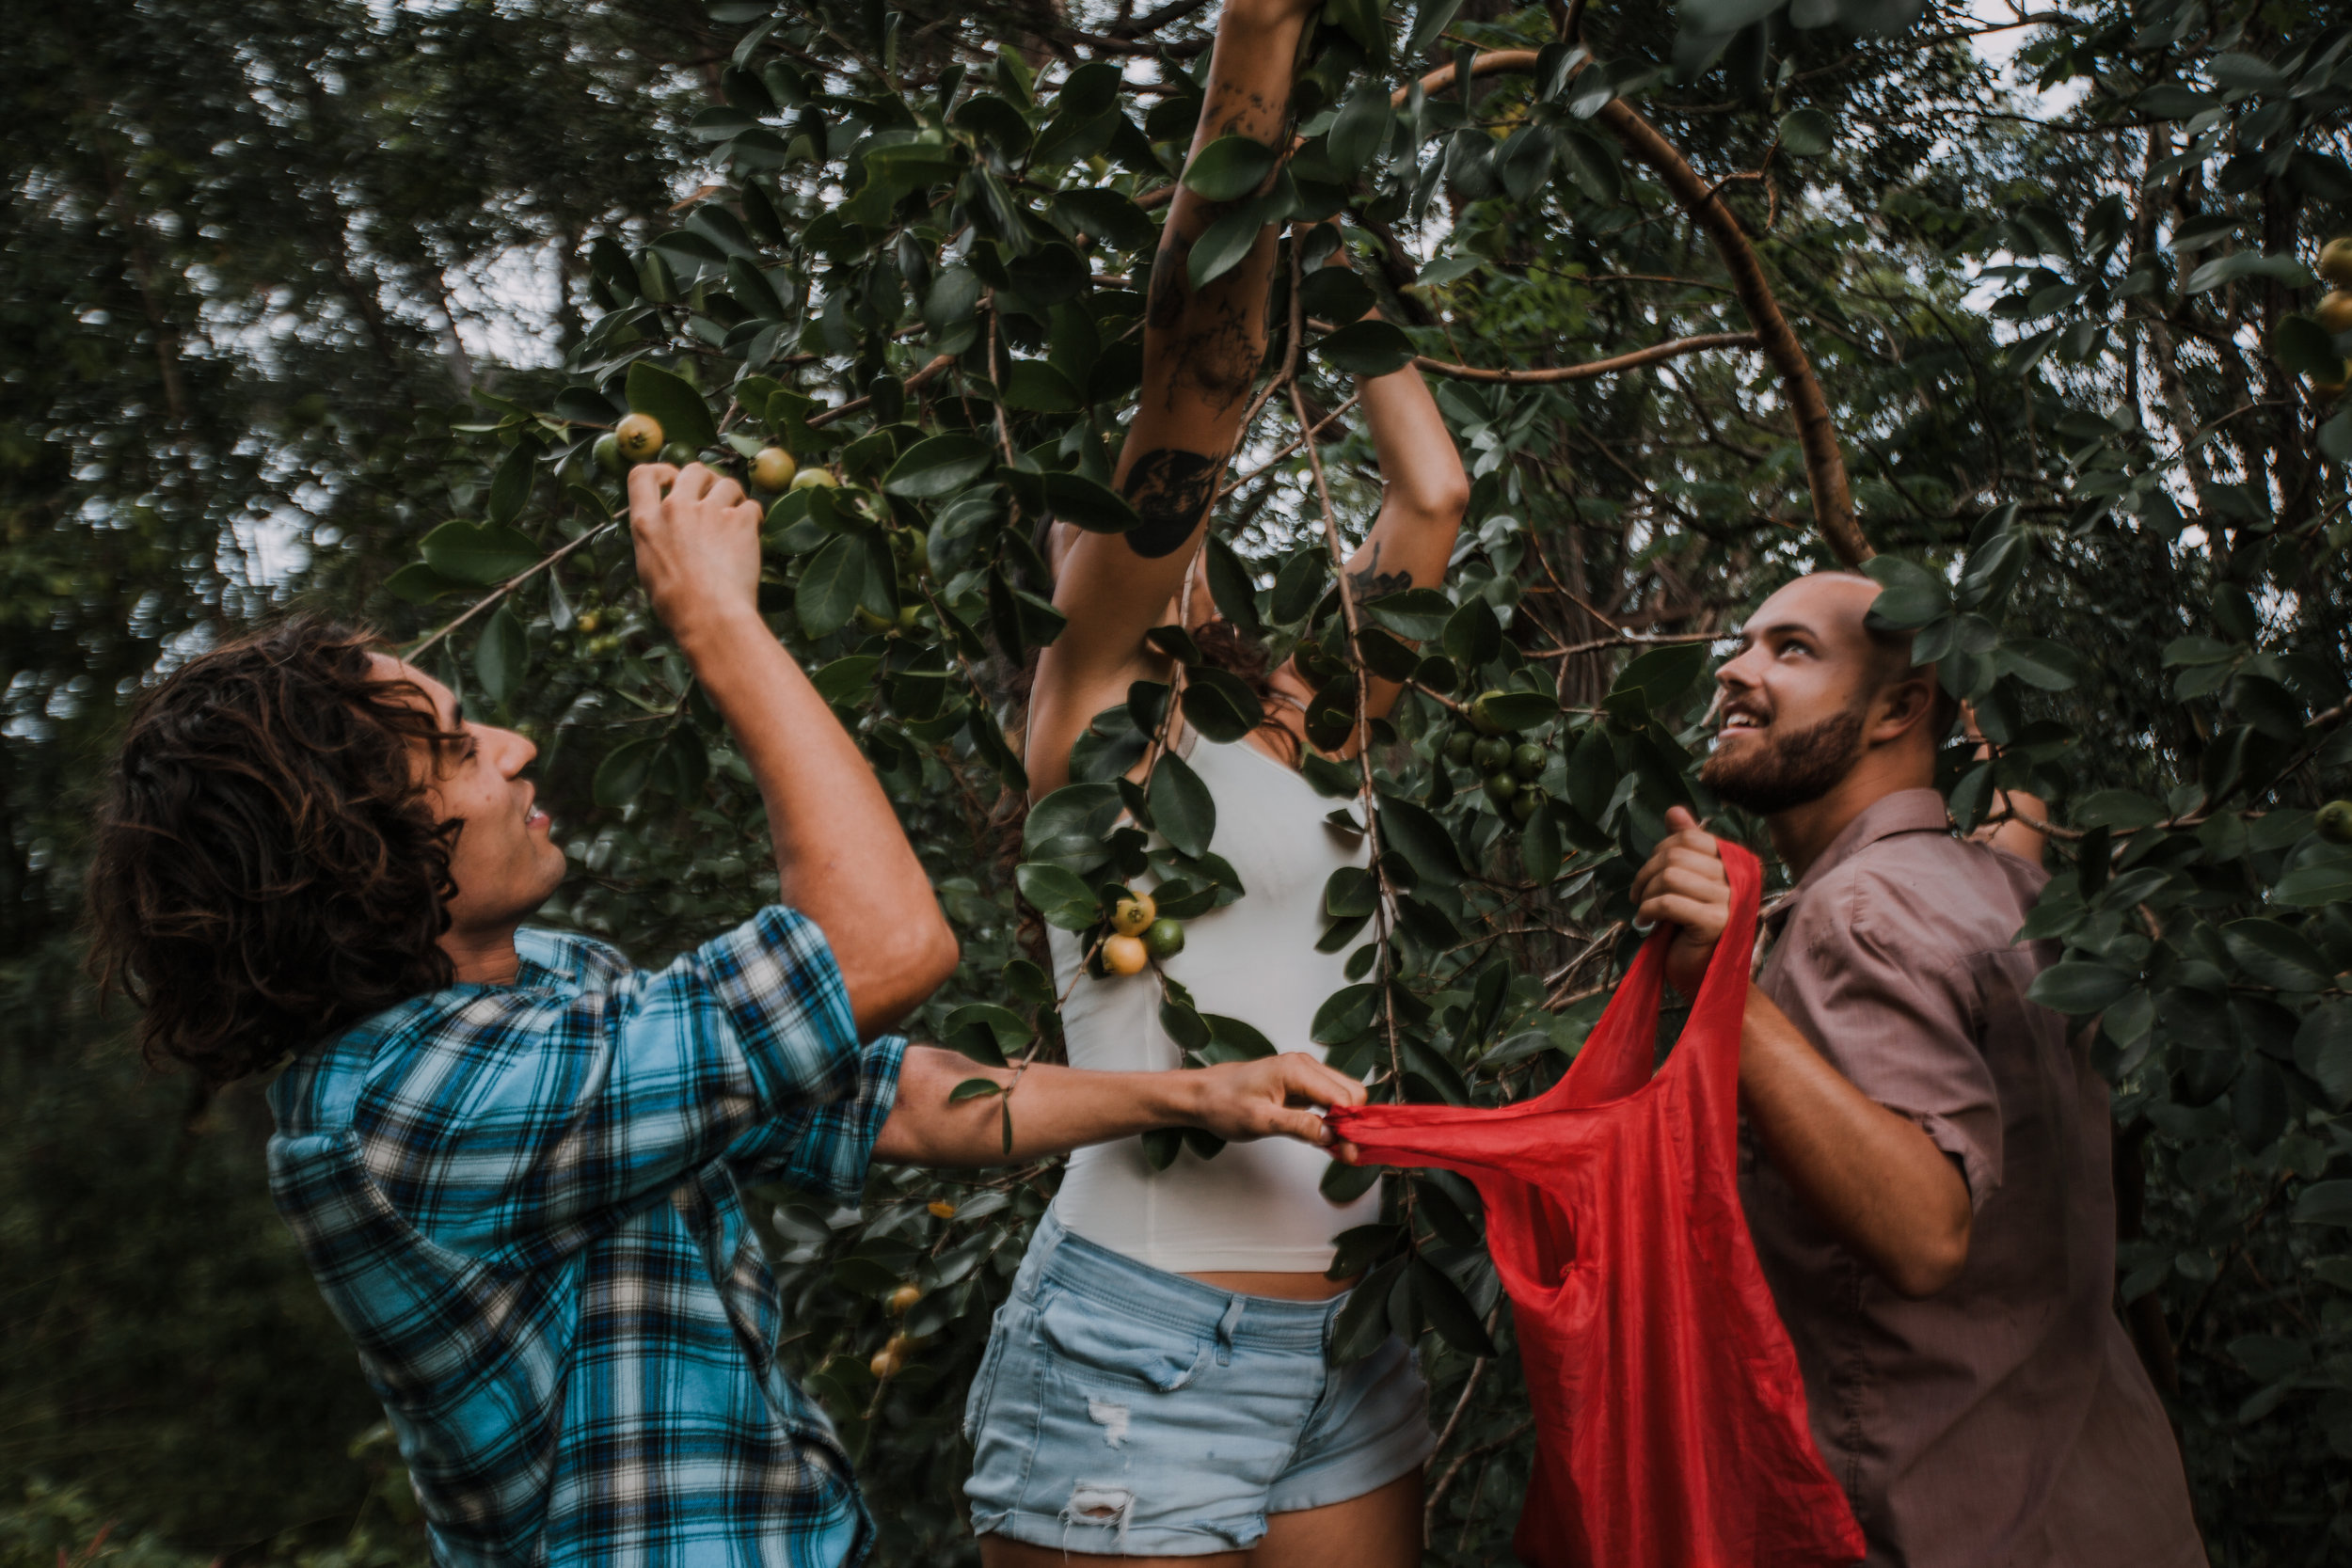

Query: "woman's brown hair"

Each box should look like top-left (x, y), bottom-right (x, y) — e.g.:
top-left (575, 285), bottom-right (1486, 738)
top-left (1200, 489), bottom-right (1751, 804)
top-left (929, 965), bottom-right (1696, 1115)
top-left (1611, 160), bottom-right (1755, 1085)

top-left (86, 616), bottom-right (462, 1085)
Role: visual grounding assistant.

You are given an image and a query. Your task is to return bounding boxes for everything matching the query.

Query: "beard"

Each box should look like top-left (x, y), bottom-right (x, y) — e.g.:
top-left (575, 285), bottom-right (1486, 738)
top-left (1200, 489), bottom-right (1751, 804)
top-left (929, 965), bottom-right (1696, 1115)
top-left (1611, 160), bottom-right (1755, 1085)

top-left (1700, 705), bottom-right (1867, 816)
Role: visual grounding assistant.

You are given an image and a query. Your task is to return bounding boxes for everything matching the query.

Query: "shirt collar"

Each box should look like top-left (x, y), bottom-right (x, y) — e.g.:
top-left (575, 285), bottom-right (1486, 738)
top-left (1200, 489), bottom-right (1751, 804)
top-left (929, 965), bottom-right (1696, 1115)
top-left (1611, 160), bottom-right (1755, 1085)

top-left (1769, 787), bottom-right (1954, 928)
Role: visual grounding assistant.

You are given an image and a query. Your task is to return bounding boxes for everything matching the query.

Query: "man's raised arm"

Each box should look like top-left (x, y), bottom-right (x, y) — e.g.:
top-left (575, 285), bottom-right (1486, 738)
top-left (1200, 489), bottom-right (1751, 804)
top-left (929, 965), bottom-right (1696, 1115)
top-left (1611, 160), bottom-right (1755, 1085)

top-left (628, 462), bottom-right (958, 1037)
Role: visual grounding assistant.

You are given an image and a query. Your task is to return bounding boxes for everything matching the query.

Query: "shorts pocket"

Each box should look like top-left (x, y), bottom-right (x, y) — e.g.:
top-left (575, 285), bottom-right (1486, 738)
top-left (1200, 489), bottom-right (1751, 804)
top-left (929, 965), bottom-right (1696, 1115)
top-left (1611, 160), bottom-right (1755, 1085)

top-left (1038, 1292), bottom-right (1214, 1394)
top-left (963, 1307), bottom-right (1016, 1442)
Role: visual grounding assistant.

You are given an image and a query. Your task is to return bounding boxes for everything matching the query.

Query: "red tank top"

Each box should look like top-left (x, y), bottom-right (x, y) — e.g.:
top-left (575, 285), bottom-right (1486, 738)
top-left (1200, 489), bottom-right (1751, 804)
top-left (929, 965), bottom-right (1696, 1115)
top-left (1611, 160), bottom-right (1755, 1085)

top-left (1327, 841), bottom-right (1863, 1568)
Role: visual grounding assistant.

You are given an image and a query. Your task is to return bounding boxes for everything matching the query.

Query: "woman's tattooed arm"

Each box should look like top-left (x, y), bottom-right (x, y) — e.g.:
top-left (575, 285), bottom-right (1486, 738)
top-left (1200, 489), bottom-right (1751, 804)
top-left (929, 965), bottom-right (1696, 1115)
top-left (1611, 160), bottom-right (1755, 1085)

top-left (1347, 542), bottom-right (1413, 597)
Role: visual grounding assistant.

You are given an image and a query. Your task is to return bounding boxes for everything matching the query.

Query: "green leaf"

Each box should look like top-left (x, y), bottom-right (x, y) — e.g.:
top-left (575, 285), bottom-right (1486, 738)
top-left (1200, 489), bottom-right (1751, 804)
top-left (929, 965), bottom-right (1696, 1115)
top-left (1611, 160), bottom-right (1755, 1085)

top-left (1776, 106), bottom-right (1834, 157)
top-left (2074, 789), bottom-right (2164, 830)
top-left (1311, 983), bottom-right (1383, 1044)
top-left (2292, 1180), bottom-right (2352, 1227)
top-left (1298, 265), bottom-right (1378, 325)
top-left (1330, 1257), bottom-right (1405, 1363)
top-left (486, 441), bottom-right (533, 526)
top-left (385, 562), bottom-right (468, 603)
top-left (594, 736), bottom-right (662, 807)
top-left (1188, 202), bottom-right (1269, 292)
top-left (948, 1077), bottom-right (1004, 1102)
top-left (1992, 638), bottom-right (2085, 691)
top-left (1328, 79), bottom-right (1392, 177)
top-left (1611, 642), bottom-right (1708, 709)
top-left (1316, 320), bottom-right (1417, 377)
top-left (2294, 1002), bottom-right (2352, 1108)
top-left (2275, 860), bottom-right (2352, 909)
top-left (1181, 135), bottom-right (1278, 201)
top-left (1148, 752), bottom-right (1216, 857)
top-left (1015, 861), bottom-right (1102, 930)
top-left (1324, 865), bottom-right (1378, 920)
top-left (1042, 470), bottom-right (1140, 534)
top-left (473, 605), bottom-right (528, 704)
top-left (2183, 251), bottom-right (2315, 296)
top-left (944, 1002), bottom-right (1035, 1060)
top-left (1055, 187), bottom-right (1158, 253)
top-left (420, 521), bottom-right (542, 586)
top-left (1321, 1159), bottom-right (1381, 1204)
top-left (811, 654), bottom-right (882, 705)
top-left (1411, 1254), bottom-right (1498, 1357)
top-left (1861, 554), bottom-right (1950, 629)
top-left (2026, 960), bottom-right (2136, 1014)
top-left (1360, 587), bottom-right (1454, 641)
top-left (1180, 668), bottom-right (1266, 744)
top-left (1380, 795), bottom-right (1465, 884)
top-left (626, 360), bottom-right (720, 451)
top-left (1203, 533), bottom-right (1263, 635)
top-left (1201, 1013), bottom-right (1278, 1061)
top-left (2270, 314), bottom-right (2342, 378)
top-left (884, 434), bottom-right (993, 498)
top-left (1001, 359), bottom-right (1082, 413)
top-left (795, 533), bottom-right (864, 639)
top-left (2221, 919), bottom-right (2335, 992)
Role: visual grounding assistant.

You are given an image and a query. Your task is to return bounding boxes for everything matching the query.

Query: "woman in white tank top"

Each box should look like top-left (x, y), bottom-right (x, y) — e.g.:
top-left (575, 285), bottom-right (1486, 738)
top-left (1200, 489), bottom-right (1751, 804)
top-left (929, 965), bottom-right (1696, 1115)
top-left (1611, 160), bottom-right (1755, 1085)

top-left (962, 3), bottom-right (1468, 1561)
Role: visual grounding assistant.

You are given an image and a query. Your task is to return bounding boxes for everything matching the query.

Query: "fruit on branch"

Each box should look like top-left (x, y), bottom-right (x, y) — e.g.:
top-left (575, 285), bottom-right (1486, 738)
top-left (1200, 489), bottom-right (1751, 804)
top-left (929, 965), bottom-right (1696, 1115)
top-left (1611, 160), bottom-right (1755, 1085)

top-left (1512, 742), bottom-right (1547, 781)
top-left (1111, 893), bottom-right (1158, 936)
top-left (791, 466), bottom-right (840, 490)
top-left (897, 604), bottom-right (923, 632)
top-left (1482, 770), bottom-right (1518, 804)
top-left (1512, 785), bottom-right (1545, 823)
top-left (1444, 729), bottom-right (1474, 765)
top-left (593, 434), bottom-right (625, 475)
top-left (2319, 800), bottom-right (2352, 845)
top-left (870, 1335), bottom-right (910, 1379)
top-left (1141, 918), bottom-right (1186, 961)
top-left (614, 413), bottom-right (663, 462)
top-left (2317, 291), bottom-right (2352, 336)
top-left (660, 440), bottom-right (698, 467)
top-left (752, 447), bottom-right (798, 490)
top-left (1103, 933), bottom-right (1150, 975)
top-left (891, 527), bottom-right (930, 578)
top-left (927, 1200), bottom-right (958, 1220)
top-left (1470, 736), bottom-right (1512, 773)
top-left (1468, 689), bottom-right (1508, 735)
top-left (2321, 236), bottom-right (2352, 288)
top-left (888, 1284), bottom-right (922, 1316)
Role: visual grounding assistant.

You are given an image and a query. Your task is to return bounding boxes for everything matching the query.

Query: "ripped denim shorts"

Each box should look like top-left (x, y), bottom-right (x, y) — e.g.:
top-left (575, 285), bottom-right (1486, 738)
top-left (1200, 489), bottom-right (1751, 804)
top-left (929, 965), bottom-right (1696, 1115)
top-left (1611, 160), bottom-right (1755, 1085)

top-left (962, 1207), bottom-right (1434, 1557)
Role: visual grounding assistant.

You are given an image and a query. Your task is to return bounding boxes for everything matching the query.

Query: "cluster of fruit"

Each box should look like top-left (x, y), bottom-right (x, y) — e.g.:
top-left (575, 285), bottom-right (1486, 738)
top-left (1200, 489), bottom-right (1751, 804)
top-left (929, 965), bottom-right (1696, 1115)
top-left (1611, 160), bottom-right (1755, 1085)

top-left (868, 1282), bottom-right (925, 1379)
top-left (1439, 689), bottom-right (1552, 825)
top-left (2312, 237), bottom-right (2352, 398)
top-left (1100, 890), bottom-right (1186, 976)
top-left (591, 411), bottom-right (839, 497)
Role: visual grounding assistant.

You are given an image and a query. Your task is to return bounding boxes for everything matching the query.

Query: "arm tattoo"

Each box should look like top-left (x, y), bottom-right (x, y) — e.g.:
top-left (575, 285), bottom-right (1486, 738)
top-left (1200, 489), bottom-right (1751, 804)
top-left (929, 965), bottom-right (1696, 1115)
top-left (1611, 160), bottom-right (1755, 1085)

top-left (1120, 449), bottom-right (1219, 559)
top-left (1348, 543), bottom-right (1413, 598)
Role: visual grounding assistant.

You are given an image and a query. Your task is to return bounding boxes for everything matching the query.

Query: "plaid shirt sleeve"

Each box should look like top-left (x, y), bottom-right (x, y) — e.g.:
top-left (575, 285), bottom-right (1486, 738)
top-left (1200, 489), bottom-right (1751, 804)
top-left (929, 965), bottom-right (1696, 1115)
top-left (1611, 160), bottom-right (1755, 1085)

top-left (723, 1035), bottom-right (907, 1203)
top-left (351, 905), bottom-right (875, 1267)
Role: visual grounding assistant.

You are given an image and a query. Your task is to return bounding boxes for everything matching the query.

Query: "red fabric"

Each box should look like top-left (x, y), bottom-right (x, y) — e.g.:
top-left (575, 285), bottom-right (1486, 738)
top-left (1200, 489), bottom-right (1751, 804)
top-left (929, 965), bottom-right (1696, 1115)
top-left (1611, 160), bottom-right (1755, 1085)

top-left (1327, 841), bottom-right (1863, 1568)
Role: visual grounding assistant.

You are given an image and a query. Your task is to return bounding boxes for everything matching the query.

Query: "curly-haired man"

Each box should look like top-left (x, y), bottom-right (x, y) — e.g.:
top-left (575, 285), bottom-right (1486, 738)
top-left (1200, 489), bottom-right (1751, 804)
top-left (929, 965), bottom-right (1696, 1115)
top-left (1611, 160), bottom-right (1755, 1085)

top-left (87, 461), bottom-right (1362, 1567)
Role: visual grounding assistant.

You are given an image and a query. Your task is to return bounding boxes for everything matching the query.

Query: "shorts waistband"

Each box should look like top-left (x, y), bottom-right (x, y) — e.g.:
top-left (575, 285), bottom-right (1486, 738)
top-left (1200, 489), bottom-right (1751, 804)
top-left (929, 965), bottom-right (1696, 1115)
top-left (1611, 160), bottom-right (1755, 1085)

top-left (1019, 1207), bottom-right (1346, 1351)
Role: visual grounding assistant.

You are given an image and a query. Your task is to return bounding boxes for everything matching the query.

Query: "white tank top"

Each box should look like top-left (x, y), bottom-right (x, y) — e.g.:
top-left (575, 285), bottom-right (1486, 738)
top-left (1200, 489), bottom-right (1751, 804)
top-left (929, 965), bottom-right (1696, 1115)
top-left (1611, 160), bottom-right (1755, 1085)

top-left (1047, 734), bottom-right (1384, 1272)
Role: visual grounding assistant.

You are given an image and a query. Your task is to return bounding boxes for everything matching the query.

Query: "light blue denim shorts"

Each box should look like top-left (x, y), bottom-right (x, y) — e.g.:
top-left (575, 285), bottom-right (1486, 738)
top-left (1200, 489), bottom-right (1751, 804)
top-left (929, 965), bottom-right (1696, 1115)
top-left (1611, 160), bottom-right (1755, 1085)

top-left (962, 1207), bottom-right (1434, 1556)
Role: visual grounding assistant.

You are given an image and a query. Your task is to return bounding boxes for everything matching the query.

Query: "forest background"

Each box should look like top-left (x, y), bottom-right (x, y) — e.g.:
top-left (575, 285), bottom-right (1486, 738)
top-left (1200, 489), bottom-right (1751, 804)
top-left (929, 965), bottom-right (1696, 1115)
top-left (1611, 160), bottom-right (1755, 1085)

top-left (4, 0), bottom-right (2350, 1562)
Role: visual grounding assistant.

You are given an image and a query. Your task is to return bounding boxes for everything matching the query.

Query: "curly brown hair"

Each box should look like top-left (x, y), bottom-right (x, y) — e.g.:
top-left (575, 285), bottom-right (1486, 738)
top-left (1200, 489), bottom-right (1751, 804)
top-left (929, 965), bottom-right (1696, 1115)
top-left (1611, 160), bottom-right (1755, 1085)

top-left (86, 616), bottom-right (463, 1085)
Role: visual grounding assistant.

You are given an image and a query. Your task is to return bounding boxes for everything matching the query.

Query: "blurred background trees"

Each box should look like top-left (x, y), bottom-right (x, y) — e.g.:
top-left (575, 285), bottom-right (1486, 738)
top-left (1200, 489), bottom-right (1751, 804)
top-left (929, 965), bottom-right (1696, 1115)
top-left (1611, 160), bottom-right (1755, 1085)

top-left (3, 0), bottom-right (2347, 1562)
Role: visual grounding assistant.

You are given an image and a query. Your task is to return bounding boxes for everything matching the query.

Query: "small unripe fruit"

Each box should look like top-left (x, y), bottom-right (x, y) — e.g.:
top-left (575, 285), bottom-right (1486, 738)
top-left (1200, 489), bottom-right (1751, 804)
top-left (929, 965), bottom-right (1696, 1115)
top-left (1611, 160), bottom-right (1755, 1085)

top-left (1470, 736), bottom-right (1512, 774)
top-left (593, 433), bottom-right (625, 475)
top-left (1141, 917), bottom-right (1185, 961)
top-left (660, 440), bottom-right (698, 467)
top-left (1511, 742), bottom-right (1547, 781)
top-left (1468, 689), bottom-right (1508, 736)
top-left (888, 1284), bottom-right (922, 1316)
top-left (927, 1200), bottom-right (957, 1220)
top-left (2320, 236), bottom-right (2352, 288)
top-left (2319, 800), bottom-right (2352, 845)
top-left (1103, 934), bottom-right (1149, 975)
top-left (854, 606), bottom-right (894, 633)
top-left (2316, 291), bottom-right (2352, 336)
top-left (576, 610), bottom-right (601, 634)
top-left (869, 1347), bottom-right (904, 1380)
top-left (752, 447), bottom-right (798, 490)
top-left (614, 413), bottom-right (663, 462)
top-left (897, 603), bottom-right (922, 632)
top-left (1443, 730), bottom-right (1474, 765)
top-left (1513, 785), bottom-right (1544, 823)
top-left (1111, 893), bottom-right (1157, 937)
top-left (2315, 361), bottom-right (2352, 401)
top-left (791, 466), bottom-right (840, 490)
top-left (1483, 770), bottom-right (1518, 804)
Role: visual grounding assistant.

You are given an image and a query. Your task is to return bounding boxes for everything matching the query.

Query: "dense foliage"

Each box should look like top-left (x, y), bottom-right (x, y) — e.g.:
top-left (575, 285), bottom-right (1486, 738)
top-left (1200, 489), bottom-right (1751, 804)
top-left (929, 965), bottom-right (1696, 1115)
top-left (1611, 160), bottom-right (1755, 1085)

top-left (4, 0), bottom-right (2350, 1562)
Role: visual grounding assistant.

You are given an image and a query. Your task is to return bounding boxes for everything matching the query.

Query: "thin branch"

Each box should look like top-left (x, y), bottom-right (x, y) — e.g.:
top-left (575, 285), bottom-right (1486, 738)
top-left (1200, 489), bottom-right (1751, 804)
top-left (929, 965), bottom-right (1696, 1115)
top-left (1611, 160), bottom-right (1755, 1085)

top-left (1410, 333), bottom-right (1760, 384)
top-left (406, 522), bottom-right (619, 662)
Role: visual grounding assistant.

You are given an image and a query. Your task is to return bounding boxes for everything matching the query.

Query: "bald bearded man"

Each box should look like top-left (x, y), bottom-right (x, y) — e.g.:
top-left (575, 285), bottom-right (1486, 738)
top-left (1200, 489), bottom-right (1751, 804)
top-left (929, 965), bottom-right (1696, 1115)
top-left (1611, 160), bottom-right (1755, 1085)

top-left (1630, 575), bottom-right (2202, 1568)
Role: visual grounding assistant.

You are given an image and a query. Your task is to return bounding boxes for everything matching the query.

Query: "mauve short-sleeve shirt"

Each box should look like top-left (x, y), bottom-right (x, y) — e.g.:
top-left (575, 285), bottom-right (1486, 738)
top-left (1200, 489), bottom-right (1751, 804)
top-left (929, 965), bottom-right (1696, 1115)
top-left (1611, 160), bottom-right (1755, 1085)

top-left (1744, 789), bottom-right (2203, 1568)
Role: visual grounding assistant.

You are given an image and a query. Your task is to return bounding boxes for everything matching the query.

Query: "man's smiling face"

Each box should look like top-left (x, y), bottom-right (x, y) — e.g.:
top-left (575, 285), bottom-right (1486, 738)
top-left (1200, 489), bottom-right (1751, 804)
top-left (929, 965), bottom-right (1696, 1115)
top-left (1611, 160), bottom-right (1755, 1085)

top-left (1700, 575), bottom-right (1890, 816)
top-left (370, 654), bottom-right (566, 946)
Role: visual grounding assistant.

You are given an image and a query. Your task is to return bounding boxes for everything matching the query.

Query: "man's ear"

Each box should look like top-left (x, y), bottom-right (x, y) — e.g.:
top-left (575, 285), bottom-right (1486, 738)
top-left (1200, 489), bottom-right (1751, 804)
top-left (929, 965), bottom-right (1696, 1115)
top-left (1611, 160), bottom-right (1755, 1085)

top-left (1868, 669), bottom-right (1939, 744)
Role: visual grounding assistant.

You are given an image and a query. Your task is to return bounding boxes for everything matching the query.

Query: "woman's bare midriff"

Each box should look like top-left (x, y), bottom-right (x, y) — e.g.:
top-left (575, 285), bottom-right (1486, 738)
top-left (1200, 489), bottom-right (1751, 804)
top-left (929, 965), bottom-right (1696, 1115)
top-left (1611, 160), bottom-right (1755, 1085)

top-left (1188, 1271), bottom-right (1359, 1301)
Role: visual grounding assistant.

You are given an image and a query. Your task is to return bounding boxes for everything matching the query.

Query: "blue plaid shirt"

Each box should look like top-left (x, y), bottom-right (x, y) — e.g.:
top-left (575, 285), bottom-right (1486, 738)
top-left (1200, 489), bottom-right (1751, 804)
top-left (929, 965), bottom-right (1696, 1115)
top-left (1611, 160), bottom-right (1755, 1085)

top-left (265, 907), bottom-right (905, 1568)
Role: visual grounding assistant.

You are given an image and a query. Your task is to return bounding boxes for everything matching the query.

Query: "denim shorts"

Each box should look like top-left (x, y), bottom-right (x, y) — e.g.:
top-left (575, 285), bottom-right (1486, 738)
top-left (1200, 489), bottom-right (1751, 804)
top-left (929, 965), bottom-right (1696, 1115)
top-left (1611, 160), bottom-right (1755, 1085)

top-left (962, 1207), bottom-right (1434, 1556)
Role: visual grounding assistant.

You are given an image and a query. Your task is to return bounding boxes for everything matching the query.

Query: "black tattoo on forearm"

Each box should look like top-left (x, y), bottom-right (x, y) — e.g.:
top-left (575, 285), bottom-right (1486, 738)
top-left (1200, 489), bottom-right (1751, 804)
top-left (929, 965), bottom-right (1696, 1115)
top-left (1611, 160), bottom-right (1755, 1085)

top-left (1347, 542), bottom-right (1412, 598)
top-left (1120, 449), bottom-right (1219, 559)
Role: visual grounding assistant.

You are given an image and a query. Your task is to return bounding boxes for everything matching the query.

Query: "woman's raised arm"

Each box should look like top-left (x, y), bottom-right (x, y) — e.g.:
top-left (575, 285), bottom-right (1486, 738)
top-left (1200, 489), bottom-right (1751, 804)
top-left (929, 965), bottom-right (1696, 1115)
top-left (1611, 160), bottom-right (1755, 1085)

top-left (1027, 0), bottom-right (1318, 796)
